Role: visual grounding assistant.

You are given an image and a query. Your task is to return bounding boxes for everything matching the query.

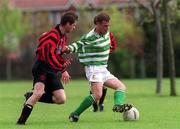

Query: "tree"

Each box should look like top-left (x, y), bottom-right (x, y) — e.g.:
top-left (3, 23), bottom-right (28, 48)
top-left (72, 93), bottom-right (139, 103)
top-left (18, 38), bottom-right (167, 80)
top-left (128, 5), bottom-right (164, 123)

top-left (0, 0), bottom-right (28, 80)
top-left (136, 0), bottom-right (177, 96)
top-left (136, 0), bottom-right (164, 94)
top-left (108, 6), bottom-right (145, 78)
top-left (106, 6), bottom-right (137, 78)
top-left (162, 0), bottom-right (176, 96)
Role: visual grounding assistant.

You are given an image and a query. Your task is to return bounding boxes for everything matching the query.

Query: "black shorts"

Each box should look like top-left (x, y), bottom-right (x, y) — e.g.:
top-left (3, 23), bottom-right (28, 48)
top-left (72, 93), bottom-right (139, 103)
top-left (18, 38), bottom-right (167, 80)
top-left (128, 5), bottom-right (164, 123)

top-left (32, 60), bottom-right (64, 94)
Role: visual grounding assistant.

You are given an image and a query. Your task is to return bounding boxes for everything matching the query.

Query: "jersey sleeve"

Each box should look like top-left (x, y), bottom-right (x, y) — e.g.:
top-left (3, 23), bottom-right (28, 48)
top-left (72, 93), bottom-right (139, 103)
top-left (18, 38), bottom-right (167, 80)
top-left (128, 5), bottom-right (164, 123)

top-left (67, 35), bottom-right (97, 53)
top-left (109, 32), bottom-right (117, 53)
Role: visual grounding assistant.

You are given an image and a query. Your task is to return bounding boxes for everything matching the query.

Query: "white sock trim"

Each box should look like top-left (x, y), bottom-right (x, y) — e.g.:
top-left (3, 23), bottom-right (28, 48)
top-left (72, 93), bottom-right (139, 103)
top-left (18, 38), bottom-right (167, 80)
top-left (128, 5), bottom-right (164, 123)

top-left (90, 94), bottom-right (96, 103)
top-left (115, 89), bottom-right (125, 93)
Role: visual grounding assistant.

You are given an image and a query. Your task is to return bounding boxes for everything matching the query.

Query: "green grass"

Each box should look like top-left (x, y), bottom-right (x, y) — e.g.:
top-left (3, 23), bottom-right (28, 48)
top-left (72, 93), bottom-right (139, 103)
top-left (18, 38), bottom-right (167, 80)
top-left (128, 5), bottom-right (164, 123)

top-left (0, 79), bottom-right (180, 129)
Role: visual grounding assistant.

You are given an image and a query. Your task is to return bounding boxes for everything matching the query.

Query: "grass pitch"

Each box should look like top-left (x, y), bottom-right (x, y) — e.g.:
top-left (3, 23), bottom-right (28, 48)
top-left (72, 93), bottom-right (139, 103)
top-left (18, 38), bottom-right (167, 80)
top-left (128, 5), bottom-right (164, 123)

top-left (0, 79), bottom-right (180, 129)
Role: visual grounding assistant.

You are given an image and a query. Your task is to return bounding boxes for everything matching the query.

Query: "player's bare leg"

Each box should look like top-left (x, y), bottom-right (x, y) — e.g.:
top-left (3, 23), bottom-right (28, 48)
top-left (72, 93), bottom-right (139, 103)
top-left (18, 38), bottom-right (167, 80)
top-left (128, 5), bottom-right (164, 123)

top-left (90, 86), bottom-right (107, 112)
top-left (24, 89), bottom-right (66, 104)
top-left (17, 82), bottom-right (45, 125)
top-left (52, 89), bottom-right (66, 104)
top-left (104, 78), bottom-right (132, 113)
top-left (90, 90), bottom-right (98, 112)
top-left (99, 87), bottom-right (107, 112)
top-left (69, 82), bottom-right (103, 122)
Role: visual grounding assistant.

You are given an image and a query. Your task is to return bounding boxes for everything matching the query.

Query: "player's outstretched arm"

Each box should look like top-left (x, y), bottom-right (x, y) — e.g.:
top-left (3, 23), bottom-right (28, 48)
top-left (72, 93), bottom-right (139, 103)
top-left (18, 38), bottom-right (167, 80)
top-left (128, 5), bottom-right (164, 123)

top-left (62, 35), bottom-right (97, 54)
top-left (61, 46), bottom-right (71, 54)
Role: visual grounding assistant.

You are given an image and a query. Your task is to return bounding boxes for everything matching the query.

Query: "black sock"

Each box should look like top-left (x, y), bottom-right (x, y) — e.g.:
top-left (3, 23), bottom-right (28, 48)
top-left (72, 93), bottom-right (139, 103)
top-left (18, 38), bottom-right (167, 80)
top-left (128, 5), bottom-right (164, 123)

top-left (17, 104), bottom-right (33, 124)
top-left (24, 91), bottom-right (33, 101)
top-left (90, 91), bottom-right (98, 110)
top-left (38, 93), bottom-right (54, 104)
top-left (99, 88), bottom-right (107, 105)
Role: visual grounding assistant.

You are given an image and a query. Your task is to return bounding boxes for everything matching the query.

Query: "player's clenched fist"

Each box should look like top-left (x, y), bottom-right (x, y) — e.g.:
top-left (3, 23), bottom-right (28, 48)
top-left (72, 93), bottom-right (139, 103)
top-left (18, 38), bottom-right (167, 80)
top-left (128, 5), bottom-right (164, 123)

top-left (62, 46), bottom-right (71, 54)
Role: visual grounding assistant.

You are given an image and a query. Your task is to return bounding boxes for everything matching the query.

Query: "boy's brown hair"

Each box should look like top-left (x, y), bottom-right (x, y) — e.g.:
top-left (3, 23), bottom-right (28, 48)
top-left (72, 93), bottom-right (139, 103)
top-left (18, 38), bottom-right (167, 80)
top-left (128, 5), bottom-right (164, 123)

top-left (94, 12), bottom-right (110, 25)
top-left (60, 12), bottom-right (78, 25)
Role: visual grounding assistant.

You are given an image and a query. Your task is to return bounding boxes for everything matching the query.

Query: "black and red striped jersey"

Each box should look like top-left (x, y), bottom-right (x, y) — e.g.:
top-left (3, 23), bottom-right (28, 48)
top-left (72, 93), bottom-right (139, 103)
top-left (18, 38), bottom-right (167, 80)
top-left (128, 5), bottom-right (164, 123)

top-left (36, 25), bottom-right (67, 73)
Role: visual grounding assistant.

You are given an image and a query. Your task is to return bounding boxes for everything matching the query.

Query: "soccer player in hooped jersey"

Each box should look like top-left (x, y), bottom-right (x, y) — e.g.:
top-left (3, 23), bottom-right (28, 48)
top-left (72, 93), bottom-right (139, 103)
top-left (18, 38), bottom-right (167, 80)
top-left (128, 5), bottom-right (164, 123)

top-left (91, 31), bottom-right (117, 112)
top-left (62, 12), bottom-right (132, 122)
top-left (17, 12), bottom-right (78, 125)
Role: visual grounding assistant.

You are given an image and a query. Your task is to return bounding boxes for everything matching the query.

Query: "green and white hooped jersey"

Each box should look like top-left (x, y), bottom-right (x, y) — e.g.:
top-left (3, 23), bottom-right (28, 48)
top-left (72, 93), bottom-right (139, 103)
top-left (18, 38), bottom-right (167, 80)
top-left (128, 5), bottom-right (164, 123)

top-left (68, 29), bottom-right (111, 66)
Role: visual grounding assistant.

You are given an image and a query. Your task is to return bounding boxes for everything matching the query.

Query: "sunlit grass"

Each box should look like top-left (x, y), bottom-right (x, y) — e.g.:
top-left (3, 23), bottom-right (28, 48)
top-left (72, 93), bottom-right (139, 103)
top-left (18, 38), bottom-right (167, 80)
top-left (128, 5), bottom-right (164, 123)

top-left (0, 79), bottom-right (180, 129)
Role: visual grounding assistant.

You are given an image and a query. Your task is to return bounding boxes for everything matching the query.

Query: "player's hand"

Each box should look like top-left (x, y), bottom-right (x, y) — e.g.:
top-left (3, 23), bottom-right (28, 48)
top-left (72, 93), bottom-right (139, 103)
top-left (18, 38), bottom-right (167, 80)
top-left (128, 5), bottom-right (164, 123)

top-left (61, 46), bottom-right (71, 54)
top-left (61, 71), bottom-right (71, 85)
top-left (63, 59), bottom-right (73, 68)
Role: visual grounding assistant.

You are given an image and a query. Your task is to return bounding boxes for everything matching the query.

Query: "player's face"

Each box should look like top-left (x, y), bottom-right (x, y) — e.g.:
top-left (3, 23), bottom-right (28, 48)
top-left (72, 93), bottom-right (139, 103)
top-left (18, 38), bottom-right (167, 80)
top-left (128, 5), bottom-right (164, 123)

top-left (65, 22), bottom-right (76, 33)
top-left (97, 21), bottom-right (109, 34)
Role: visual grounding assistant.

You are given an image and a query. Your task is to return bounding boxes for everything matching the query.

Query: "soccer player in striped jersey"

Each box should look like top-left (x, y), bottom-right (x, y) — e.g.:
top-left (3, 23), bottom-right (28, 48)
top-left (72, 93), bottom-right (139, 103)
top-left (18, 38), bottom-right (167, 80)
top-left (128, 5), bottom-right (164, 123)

top-left (91, 32), bottom-right (117, 112)
top-left (17, 12), bottom-right (78, 125)
top-left (62, 12), bottom-right (132, 122)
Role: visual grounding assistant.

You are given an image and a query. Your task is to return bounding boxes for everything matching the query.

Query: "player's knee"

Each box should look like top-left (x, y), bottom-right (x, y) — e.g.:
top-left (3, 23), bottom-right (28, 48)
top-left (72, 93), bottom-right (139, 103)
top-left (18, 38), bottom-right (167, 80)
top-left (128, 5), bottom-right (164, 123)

top-left (54, 96), bottom-right (66, 104)
top-left (33, 91), bottom-right (44, 99)
top-left (33, 82), bottom-right (45, 99)
top-left (116, 83), bottom-right (126, 91)
top-left (116, 86), bottom-right (126, 92)
top-left (120, 85), bottom-right (126, 91)
top-left (56, 99), bottom-right (66, 104)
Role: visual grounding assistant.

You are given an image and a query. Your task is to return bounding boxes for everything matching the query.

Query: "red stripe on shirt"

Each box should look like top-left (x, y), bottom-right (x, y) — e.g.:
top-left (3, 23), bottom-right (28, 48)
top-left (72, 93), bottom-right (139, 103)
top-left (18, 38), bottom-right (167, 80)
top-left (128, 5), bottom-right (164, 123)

top-left (110, 32), bottom-right (117, 53)
top-left (36, 26), bottom-right (67, 72)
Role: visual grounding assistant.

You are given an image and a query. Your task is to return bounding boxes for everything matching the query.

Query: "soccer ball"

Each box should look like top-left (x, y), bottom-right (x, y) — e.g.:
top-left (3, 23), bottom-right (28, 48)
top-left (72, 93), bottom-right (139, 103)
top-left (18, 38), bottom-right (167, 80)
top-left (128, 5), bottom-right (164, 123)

top-left (123, 107), bottom-right (139, 121)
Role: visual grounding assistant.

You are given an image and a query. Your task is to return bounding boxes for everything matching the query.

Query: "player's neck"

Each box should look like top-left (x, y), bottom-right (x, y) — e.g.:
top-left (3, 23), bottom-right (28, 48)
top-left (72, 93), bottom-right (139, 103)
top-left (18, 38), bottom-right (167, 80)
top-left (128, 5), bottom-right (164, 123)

top-left (94, 28), bottom-right (101, 35)
top-left (59, 26), bottom-right (65, 35)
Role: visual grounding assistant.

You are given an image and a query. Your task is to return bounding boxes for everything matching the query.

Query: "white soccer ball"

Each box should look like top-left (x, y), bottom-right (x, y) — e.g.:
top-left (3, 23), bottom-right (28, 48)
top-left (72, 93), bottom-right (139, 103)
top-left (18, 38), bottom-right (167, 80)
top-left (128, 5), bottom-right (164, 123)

top-left (123, 107), bottom-right (139, 121)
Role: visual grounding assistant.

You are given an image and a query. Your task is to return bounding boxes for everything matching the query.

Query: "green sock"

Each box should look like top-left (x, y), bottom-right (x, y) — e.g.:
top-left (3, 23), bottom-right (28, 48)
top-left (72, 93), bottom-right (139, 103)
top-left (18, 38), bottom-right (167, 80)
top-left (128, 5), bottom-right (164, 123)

top-left (114, 90), bottom-right (125, 105)
top-left (73, 95), bottom-right (95, 116)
